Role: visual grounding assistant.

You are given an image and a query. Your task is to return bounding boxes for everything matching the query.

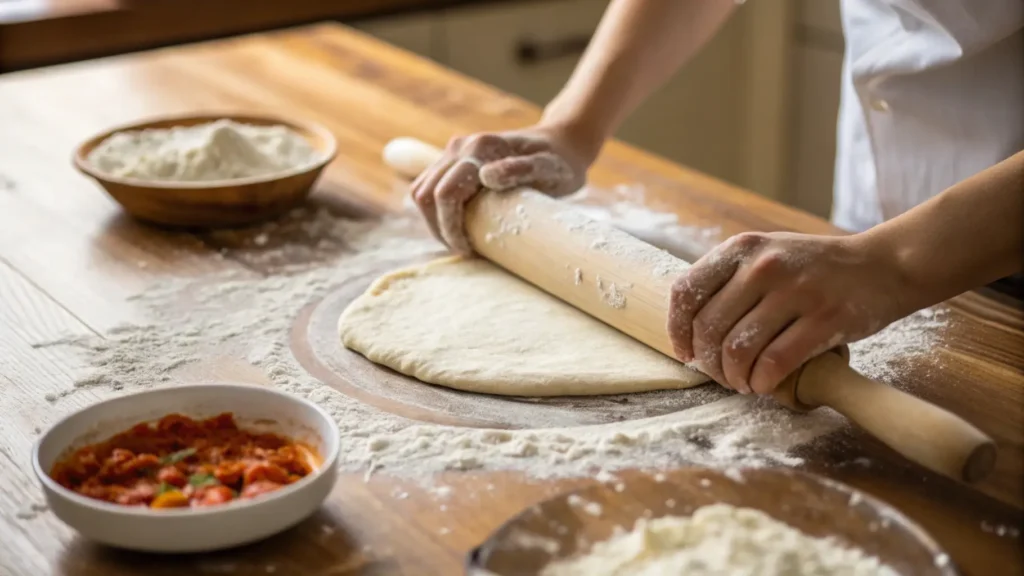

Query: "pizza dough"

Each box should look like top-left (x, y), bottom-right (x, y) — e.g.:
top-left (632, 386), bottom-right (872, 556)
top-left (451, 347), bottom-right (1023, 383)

top-left (337, 256), bottom-right (707, 396)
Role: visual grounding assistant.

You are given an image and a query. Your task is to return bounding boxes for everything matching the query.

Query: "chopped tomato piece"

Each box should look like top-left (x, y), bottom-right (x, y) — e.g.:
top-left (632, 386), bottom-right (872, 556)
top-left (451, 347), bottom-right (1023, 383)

top-left (157, 466), bottom-right (187, 488)
top-left (243, 463), bottom-right (289, 486)
top-left (213, 461), bottom-right (245, 486)
top-left (195, 485), bottom-right (235, 507)
top-left (240, 481), bottom-right (283, 499)
top-left (116, 483), bottom-right (157, 506)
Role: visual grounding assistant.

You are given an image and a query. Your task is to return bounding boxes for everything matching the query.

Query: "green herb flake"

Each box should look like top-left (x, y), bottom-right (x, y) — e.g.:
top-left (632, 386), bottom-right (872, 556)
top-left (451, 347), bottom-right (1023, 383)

top-left (160, 447), bottom-right (197, 465)
top-left (188, 472), bottom-right (219, 488)
top-left (156, 482), bottom-right (175, 495)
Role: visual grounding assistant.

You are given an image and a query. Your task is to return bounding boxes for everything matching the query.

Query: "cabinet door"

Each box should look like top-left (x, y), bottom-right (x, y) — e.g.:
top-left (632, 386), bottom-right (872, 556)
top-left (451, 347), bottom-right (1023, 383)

top-left (790, 45), bottom-right (843, 218)
top-left (614, 16), bottom-right (746, 185)
top-left (352, 12), bottom-right (439, 60)
top-left (443, 0), bottom-right (748, 186)
top-left (442, 0), bottom-right (608, 106)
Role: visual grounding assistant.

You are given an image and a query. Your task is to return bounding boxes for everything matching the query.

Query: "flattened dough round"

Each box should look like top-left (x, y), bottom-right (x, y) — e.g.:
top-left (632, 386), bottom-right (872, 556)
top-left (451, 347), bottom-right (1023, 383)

top-left (337, 257), bottom-right (707, 396)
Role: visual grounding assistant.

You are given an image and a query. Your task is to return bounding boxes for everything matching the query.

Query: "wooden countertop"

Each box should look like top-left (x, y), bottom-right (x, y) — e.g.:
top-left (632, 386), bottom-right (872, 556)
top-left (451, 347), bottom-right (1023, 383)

top-left (0, 23), bottom-right (1021, 576)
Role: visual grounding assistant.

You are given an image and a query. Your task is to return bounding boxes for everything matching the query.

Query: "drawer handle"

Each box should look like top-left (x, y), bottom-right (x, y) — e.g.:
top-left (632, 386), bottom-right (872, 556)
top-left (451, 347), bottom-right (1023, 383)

top-left (516, 35), bottom-right (591, 65)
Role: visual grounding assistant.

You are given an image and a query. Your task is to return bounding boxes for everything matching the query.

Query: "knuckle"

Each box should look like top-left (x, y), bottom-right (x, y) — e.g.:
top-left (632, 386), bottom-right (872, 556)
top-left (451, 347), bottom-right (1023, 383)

top-left (412, 188), bottom-right (433, 207)
top-left (730, 232), bottom-right (766, 252)
top-left (446, 136), bottom-right (465, 150)
top-left (465, 133), bottom-right (498, 150)
top-left (435, 185), bottom-right (461, 202)
top-left (747, 250), bottom-right (787, 278)
top-left (670, 277), bottom-right (702, 307)
top-left (759, 349), bottom-right (796, 379)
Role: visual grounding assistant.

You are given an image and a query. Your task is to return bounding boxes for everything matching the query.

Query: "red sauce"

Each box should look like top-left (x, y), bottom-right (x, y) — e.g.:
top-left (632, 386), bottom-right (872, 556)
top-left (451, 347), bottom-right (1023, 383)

top-left (50, 413), bottom-right (318, 509)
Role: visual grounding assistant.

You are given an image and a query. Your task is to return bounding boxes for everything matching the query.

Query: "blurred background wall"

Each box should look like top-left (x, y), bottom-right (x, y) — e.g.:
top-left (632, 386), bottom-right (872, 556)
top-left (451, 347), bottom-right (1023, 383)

top-left (0, 0), bottom-right (845, 217)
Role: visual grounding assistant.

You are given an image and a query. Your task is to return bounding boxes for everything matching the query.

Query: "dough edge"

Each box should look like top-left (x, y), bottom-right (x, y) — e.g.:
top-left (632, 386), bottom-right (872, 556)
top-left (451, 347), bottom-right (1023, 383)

top-left (338, 256), bottom-right (709, 396)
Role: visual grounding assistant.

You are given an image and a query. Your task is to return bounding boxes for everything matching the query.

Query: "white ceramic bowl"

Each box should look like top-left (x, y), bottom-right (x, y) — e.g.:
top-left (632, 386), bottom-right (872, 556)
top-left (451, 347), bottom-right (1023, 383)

top-left (33, 383), bottom-right (340, 553)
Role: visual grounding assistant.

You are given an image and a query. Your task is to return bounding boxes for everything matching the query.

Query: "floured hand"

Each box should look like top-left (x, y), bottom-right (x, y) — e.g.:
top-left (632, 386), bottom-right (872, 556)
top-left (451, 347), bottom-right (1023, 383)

top-left (667, 231), bottom-right (909, 395)
top-left (411, 123), bottom-right (595, 254)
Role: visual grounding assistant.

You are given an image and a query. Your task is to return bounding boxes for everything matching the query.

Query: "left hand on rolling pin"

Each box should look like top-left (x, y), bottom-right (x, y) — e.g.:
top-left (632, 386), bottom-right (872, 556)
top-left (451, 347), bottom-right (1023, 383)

top-left (667, 231), bottom-right (910, 395)
top-left (410, 126), bottom-right (592, 254)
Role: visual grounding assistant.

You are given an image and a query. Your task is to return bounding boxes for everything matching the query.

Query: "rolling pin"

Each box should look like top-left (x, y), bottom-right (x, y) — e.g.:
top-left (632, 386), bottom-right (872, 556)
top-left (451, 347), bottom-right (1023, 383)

top-left (382, 137), bottom-right (997, 483)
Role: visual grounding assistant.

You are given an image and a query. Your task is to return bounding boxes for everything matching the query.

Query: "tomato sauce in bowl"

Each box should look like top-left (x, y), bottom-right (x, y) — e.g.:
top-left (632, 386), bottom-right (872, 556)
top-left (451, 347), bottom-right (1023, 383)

top-left (49, 412), bottom-right (319, 510)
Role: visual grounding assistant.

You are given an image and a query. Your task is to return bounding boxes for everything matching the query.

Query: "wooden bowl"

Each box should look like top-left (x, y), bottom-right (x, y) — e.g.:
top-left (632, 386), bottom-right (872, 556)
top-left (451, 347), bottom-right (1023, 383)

top-left (73, 114), bottom-right (337, 228)
top-left (468, 468), bottom-right (957, 575)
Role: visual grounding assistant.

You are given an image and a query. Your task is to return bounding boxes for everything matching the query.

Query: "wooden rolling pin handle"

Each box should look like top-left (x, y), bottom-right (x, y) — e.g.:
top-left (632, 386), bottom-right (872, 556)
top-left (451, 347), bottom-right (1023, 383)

top-left (777, 348), bottom-right (997, 483)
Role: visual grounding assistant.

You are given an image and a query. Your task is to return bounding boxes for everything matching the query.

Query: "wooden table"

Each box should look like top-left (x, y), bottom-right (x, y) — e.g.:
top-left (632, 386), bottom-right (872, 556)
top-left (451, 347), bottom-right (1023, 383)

top-left (0, 23), bottom-right (1021, 576)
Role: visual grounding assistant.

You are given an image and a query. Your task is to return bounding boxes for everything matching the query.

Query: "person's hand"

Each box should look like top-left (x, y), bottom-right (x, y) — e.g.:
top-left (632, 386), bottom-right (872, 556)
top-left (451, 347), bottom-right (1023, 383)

top-left (667, 231), bottom-right (909, 395)
top-left (411, 123), bottom-right (597, 254)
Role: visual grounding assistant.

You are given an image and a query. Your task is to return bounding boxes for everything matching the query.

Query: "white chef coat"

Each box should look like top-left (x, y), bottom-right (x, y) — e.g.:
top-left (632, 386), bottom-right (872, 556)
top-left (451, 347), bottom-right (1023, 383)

top-left (832, 0), bottom-right (1024, 232)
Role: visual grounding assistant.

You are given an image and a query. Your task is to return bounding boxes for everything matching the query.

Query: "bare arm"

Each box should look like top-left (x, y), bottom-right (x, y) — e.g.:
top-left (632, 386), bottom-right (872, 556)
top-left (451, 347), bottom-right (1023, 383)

top-left (865, 149), bottom-right (1024, 315)
top-left (413, 0), bottom-right (739, 252)
top-left (668, 149), bottom-right (1024, 395)
top-left (543, 0), bottom-right (740, 158)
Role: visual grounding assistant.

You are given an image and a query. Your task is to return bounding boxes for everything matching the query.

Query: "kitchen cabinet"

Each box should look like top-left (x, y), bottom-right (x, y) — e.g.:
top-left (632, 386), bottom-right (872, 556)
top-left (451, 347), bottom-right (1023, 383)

top-left (788, 0), bottom-right (844, 217)
top-left (351, 10), bottom-right (441, 61)
top-left (354, 0), bottom-right (790, 200)
top-left (791, 45), bottom-right (843, 218)
top-left (441, 0), bottom-right (749, 188)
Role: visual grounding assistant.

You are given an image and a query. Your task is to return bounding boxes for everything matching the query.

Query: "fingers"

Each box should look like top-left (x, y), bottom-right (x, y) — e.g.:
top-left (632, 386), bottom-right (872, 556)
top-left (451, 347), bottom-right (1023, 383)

top-left (689, 279), bottom-right (763, 392)
top-left (667, 233), bottom-right (765, 365)
top-left (411, 155), bottom-right (455, 242)
top-left (720, 293), bottom-right (801, 393)
top-left (748, 315), bottom-right (839, 395)
top-left (479, 152), bottom-right (576, 195)
top-left (435, 158), bottom-right (482, 255)
top-left (411, 134), bottom-right (509, 252)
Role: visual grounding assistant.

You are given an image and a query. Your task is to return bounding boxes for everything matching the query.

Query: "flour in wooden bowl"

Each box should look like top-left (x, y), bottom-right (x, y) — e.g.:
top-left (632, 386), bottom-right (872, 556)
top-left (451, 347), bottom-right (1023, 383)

top-left (86, 119), bottom-right (321, 182)
top-left (541, 504), bottom-right (898, 576)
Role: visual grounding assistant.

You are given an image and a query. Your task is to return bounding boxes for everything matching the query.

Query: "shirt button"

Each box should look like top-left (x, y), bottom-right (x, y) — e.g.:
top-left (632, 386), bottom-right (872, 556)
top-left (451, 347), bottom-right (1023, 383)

top-left (870, 98), bottom-right (890, 112)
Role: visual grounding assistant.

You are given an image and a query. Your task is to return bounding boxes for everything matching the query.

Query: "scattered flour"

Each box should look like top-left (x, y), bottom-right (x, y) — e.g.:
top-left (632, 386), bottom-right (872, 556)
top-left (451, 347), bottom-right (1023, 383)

top-left (29, 206), bottom-right (950, 485)
top-left (86, 119), bottom-right (321, 182)
top-left (540, 504), bottom-right (899, 576)
top-left (564, 185), bottom-right (722, 265)
top-left (848, 307), bottom-right (951, 384)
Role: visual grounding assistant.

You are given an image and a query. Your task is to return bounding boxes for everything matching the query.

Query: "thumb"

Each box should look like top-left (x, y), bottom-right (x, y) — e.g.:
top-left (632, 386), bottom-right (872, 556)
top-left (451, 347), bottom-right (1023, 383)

top-left (479, 152), bottom-right (575, 195)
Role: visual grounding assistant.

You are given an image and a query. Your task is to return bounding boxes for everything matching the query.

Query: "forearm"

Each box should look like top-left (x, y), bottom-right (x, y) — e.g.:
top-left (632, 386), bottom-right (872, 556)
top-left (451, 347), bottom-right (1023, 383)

top-left (541, 0), bottom-right (738, 159)
top-left (862, 150), bottom-right (1024, 313)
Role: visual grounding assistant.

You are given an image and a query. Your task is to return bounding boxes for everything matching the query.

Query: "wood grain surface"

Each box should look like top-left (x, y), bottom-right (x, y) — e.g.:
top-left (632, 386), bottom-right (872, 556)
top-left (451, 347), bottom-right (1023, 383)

top-left (0, 23), bottom-right (1021, 576)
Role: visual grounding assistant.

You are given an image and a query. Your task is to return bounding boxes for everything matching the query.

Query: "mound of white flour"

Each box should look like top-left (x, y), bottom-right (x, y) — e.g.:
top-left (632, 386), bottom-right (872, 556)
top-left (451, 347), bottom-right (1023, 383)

top-left (87, 119), bottom-right (320, 182)
top-left (541, 504), bottom-right (898, 576)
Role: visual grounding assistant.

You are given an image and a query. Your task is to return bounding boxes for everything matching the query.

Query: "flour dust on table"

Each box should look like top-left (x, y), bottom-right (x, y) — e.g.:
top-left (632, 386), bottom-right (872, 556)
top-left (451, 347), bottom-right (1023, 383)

top-left (31, 203), bottom-right (950, 483)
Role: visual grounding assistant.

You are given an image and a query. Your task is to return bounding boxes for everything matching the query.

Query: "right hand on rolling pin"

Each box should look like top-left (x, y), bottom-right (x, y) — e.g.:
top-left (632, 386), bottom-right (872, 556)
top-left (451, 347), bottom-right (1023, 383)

top-left (412, 123), bottom-right (597, 254)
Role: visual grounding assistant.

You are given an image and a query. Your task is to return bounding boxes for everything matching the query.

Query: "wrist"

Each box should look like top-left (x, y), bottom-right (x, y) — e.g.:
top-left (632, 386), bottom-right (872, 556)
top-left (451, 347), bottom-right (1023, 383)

top-left (540, 99), bottom-right (608, 166)
top-left (851, 228), bottom-right (932, 318)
